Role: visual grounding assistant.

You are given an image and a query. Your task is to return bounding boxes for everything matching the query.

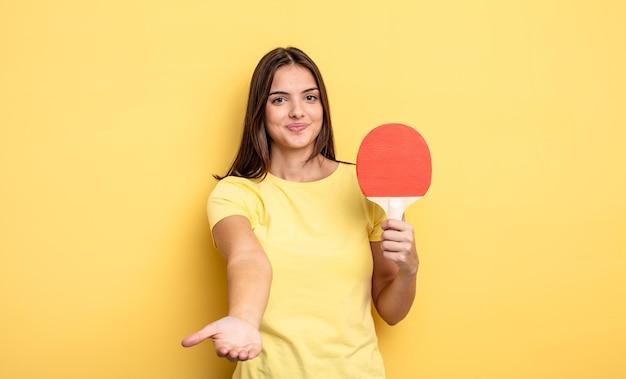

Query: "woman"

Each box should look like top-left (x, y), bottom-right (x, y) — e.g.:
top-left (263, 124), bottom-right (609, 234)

top-left (182, 47), bottom-right (419, 379)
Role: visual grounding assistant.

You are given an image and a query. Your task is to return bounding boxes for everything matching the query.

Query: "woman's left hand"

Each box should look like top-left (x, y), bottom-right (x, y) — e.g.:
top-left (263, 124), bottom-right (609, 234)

top-left (380, 218), bottom-right (419, 275)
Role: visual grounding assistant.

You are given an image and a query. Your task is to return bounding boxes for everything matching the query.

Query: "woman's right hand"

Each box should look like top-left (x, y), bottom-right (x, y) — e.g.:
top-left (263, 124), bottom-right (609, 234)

top-left (181, 316), bottom-right (262, 362)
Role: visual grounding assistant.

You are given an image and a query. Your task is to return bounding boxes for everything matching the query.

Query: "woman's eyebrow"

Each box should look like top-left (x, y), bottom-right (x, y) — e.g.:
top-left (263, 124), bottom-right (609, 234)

top-left (268, 90), bottom-right (289, 96)
top-left (268, 87), bottom-right (319, 97)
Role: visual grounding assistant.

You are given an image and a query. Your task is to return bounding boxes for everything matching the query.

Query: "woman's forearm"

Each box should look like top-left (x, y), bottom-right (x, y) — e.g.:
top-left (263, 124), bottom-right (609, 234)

top-left (374, 269), bottom-right (417, 325)
top-left (226, 254), bottom-right (272, 328)
top-left (212, 215), bottom-right (273, 329)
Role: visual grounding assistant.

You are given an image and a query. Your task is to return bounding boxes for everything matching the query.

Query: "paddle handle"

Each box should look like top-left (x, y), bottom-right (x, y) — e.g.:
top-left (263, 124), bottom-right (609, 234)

top-left (368, 196), bottom-right (422, 220)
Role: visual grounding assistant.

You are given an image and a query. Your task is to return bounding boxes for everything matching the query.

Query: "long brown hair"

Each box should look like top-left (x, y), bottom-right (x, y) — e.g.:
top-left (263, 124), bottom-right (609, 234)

top-left (215, 47), bottom-right (336, 180)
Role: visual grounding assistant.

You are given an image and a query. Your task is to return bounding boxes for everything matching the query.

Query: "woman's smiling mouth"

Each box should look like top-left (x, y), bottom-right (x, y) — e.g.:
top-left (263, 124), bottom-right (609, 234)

top-left (287, 123), bottom-right (307, 132)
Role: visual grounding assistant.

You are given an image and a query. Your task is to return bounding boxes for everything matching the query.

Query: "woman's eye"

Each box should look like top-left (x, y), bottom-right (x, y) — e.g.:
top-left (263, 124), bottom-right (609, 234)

top-left (305, 94), bottom-right (318, 102)
top-left (271, 97), bottom-right (286, 104)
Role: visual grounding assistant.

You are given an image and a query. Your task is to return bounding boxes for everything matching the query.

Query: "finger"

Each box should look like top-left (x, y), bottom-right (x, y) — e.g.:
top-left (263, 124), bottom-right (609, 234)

top-left (382, 240), bottom-right (409, 253)
top-left (181, 324), bottom-right (218, 347)
top-left (383, 250), bottom-right (408, 261)
top-left (247, 345), bottom-right (261, 360)
top-left (382, 218), bottom-right (413, 233)
top-left (227, 348), bottom-right (244, 361)
top-left (232, 345), bottom-right (259, 361)
top-left (382, 218), bottom-right (404, 231)
top-left (181, 333), bottom-right (204, 347)
top-left (216, 345), bottom-right (231, 358)
top-left (385, 235), bottom-right (417, 254)
top-left (234, 349), bottom-right (249, 361)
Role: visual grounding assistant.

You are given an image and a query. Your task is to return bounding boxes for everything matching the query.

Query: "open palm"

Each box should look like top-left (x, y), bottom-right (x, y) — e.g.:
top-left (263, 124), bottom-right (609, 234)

top-left (182, 316), bottom-right (262, 362)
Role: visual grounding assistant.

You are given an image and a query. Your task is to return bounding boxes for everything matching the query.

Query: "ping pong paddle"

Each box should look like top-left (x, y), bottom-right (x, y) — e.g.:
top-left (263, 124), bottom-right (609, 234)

top-left (356, 123), bottom-right (432, 220)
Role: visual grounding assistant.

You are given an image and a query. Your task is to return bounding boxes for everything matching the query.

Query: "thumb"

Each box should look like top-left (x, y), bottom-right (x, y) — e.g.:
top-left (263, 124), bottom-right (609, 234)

top-left (181, 323), bottom-right (218, 348)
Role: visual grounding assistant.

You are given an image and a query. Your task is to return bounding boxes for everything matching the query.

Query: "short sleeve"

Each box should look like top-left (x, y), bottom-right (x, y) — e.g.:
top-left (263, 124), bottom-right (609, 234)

top-left (207, 177), bottom-right (260, 231)
top-left (367, 200), bottom-right (386, 242)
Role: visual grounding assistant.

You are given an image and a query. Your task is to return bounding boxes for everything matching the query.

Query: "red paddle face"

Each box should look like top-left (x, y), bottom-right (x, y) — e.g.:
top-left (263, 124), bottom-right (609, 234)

top-left (356, 123), bottom-right (432, 218)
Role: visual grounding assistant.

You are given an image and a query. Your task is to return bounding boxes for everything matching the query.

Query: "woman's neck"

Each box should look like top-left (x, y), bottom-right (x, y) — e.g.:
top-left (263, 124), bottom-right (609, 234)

top-left (269, 153), bottom-right (337, 182)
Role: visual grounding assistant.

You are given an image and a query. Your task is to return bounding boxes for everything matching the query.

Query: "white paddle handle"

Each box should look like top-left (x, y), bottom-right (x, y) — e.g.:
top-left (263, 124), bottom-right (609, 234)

top-left (368, 196), bottom-right (421, 220)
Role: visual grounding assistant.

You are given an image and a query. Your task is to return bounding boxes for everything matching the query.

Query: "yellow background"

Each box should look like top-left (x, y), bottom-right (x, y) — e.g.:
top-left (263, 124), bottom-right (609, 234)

top-left (1, 1), bottom-right (625, 378)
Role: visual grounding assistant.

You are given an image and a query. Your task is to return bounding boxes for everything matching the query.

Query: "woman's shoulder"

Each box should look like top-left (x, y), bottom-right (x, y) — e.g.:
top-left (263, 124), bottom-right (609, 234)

top-left (336, 160), bottom-right (357, 178)
top-left (216, 175), bottom-right (255, 185)
top-left (215, 173), bottom-right (266, 185)
top-left (210, 175), bottom-right (263, 197)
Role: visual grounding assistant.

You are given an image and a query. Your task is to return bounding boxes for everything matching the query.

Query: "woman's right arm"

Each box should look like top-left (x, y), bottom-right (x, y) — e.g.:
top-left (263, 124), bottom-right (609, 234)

top-left (181, 215), bottom-right (272, 361)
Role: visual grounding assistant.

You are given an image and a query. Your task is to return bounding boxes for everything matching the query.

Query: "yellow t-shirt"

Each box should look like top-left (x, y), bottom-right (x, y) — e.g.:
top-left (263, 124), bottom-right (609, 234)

top-left (208, 163), bottom-right (387, 379)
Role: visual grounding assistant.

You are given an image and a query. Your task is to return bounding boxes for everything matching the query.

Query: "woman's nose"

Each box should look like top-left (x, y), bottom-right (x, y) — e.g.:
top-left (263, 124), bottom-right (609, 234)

top-left (289, 100), bottom-right (304, 118)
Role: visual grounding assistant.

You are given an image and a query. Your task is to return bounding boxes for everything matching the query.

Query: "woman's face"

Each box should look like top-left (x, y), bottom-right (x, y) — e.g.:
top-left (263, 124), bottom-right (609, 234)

top-left (264, 64), bottom-right (323, 156)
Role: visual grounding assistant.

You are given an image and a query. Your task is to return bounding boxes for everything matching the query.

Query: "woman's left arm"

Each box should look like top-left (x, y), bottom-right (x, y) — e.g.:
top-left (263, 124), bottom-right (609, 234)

top-left (371, 218), bottom-right (419, 325)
